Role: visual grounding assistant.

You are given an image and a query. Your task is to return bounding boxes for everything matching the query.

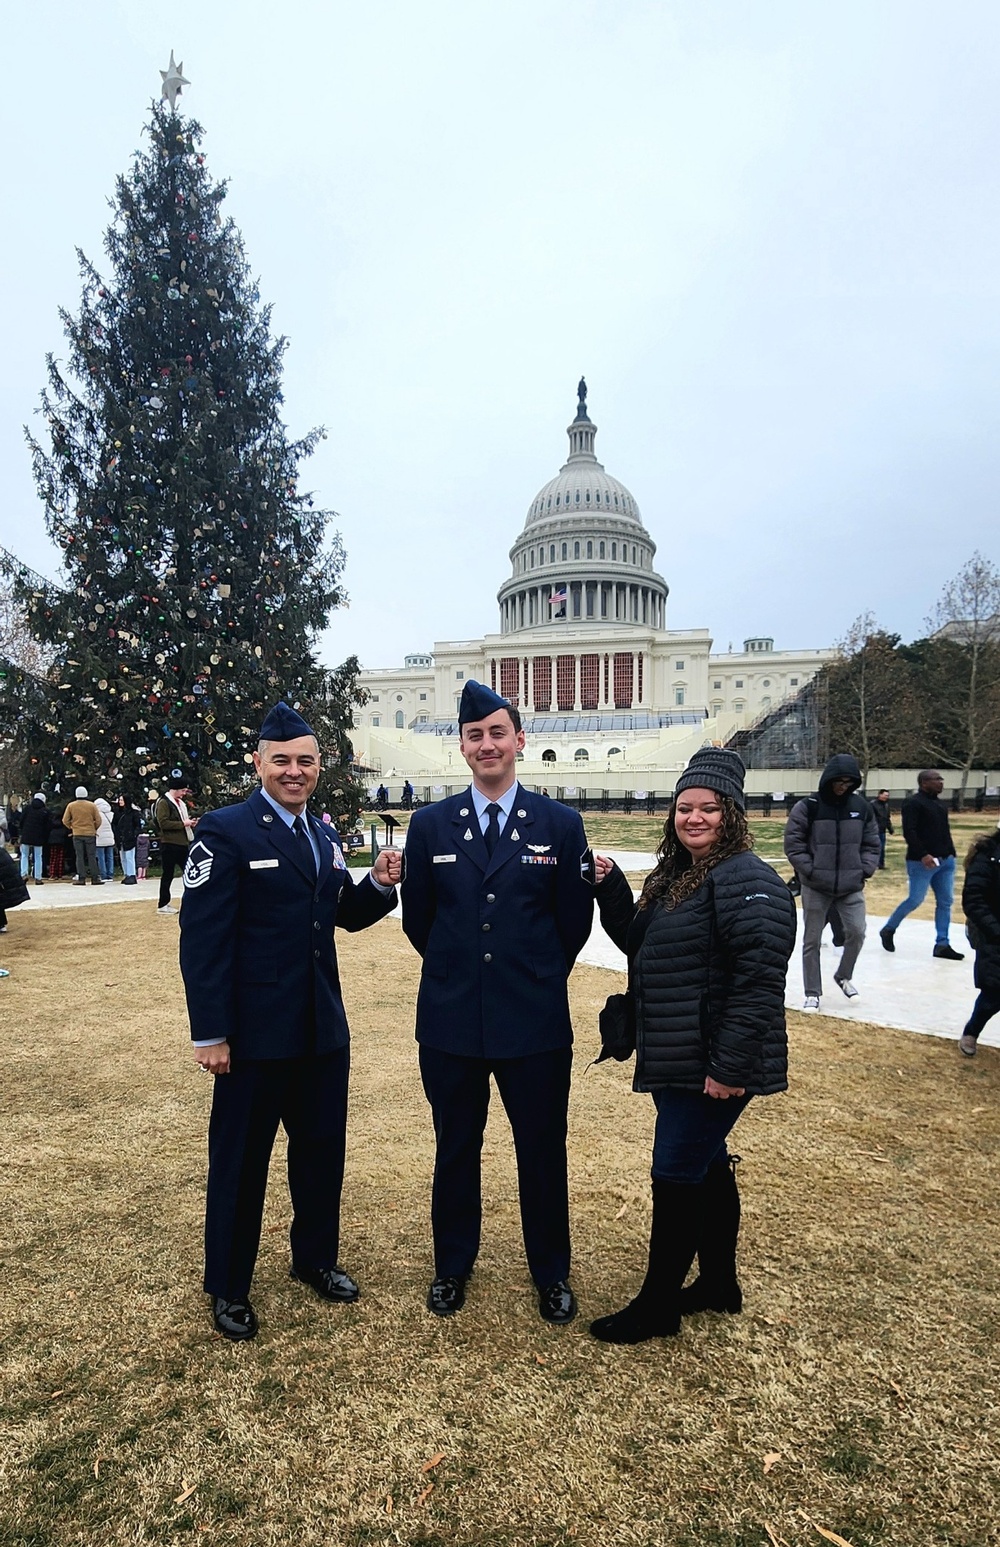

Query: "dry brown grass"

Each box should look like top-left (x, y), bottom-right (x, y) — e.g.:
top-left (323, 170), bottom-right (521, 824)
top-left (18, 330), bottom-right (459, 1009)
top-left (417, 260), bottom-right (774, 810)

top-left (1, 903), bottom-right (998, 1547)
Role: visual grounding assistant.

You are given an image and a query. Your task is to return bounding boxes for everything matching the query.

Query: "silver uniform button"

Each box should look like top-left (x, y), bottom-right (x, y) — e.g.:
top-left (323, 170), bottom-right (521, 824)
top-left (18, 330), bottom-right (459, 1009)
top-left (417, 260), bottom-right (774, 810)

top-left (483, 953), bottom-right (492, 963)
top-left (481, 922), bottom-right (490, 932)
top-left (262, 813), bottom-right (273, 824)
top-left (486, 893), bottom-right (495, 903)
top-left (314, 949), bottom-right (320, 958)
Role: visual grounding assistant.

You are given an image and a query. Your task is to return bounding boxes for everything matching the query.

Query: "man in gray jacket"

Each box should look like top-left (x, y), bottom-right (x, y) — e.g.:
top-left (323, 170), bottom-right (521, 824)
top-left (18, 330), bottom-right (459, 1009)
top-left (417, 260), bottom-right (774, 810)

top-left (784, 754), bottom-right (881, 1010)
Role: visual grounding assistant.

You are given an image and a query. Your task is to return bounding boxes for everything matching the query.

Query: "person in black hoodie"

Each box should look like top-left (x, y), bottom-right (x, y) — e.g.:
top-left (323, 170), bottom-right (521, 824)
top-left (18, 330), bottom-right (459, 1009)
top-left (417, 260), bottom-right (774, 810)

top-left (879, 770), bottom-right (964, 960)
top-left (958, 828), bottom-right (1000, 1056)
top-left (784, 754), bottom-right (880, 1009)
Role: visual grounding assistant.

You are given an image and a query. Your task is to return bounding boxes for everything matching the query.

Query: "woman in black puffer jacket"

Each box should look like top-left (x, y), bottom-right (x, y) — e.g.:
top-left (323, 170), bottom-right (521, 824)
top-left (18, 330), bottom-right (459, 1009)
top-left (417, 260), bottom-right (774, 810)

top-left (590, 747), bottom-right (796, 1345)
top-left (959, 828), bottom-right (1000, 1057)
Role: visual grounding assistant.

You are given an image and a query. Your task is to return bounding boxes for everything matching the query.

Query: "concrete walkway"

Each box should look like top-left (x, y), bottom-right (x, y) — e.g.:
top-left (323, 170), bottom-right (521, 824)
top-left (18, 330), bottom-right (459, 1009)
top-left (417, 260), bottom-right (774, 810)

top-left (11, 854), bottom-right (995, 1051)
top-left (11, 876), bottom-right (169, 910)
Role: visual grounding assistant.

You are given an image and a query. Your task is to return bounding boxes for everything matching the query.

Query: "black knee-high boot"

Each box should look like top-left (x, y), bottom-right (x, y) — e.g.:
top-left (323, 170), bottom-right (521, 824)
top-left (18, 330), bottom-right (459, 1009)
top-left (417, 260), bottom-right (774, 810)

top-left (680, 1153), bottom-right (742, 1315)
top-left (589, 1177), bottom-right (702, 1344)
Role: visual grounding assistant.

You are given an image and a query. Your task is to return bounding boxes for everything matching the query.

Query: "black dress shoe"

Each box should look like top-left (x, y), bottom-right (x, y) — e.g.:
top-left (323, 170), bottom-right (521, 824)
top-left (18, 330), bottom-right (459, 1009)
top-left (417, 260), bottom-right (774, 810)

top-left (538, 1280), bottom-right (577, 1324)
top-left (289, 1264), bottom-right (360, 1302)
top-left (212, 1296), bottom-right (258, 1341)
top-left (427, 1275), bottom-right (467, 1316)
top-left (933, 943), bottom-right (965, 961)
top-left (879, 927), bottom-right (895, 953)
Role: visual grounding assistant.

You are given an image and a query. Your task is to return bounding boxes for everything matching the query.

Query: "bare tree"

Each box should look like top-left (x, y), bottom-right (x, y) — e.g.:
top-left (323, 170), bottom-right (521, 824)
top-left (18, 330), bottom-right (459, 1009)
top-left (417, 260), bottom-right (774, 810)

top-left (825, 613), bottom-right (921, 783)
top-left (0, 587), bottom-right (51, 680)
top-left (923, 552), bottom-right (1000, 804)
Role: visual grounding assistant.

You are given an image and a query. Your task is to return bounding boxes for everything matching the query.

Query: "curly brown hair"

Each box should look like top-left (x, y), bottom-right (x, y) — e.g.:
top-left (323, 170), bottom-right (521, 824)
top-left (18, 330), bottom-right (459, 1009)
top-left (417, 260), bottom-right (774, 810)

top-left (638, 794), bottom-right (754, 910)
top-left (965, 831), bottom-right (1000, 870)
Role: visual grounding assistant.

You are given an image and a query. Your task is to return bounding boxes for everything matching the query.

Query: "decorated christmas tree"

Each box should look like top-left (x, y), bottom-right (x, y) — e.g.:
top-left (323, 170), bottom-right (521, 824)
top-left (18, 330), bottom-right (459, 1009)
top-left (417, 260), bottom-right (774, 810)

top-left (16, 68), bottom-right (363, 817)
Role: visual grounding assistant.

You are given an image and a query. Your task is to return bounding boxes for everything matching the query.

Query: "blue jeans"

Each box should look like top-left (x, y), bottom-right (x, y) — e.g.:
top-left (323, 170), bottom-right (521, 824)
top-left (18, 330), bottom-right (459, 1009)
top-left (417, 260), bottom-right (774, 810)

top-left (651, 1087), bottom-right (752, 1183)
top-left (20, 845), bottom-right (43, 880)
top-left (884, 855), bottom-right (956, 944)
top-left (120, 847), bottom-right (136, 878)
top-left (97, 846), bottom-right (115, 880)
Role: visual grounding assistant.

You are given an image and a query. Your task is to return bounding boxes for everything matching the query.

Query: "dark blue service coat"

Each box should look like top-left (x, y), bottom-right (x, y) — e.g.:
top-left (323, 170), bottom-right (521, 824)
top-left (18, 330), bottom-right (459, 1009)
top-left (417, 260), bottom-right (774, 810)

top-left (401, 784), bottom-right (594, 1058)
top-left (179, 789), bottom-right (394, 1060)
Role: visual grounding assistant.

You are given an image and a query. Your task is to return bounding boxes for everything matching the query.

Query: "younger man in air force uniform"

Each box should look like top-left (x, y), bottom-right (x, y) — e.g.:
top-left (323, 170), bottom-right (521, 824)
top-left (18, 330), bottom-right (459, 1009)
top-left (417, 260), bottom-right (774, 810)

top-left (179, 702), bottom-right (400, 1340)
top-left (402, 681), bottom-right (595, 1324)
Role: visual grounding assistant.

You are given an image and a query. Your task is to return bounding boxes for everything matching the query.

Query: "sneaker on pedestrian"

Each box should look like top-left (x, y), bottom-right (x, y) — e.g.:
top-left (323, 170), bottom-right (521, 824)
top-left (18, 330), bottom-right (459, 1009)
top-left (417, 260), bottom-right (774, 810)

top-left (958, 1034), bottom-right (978, 1057)
top-left (157, 905), bottom-right (178, 916)
top-left (879, 927), bottom-right (895, 952)
top-left (933, 943), bottom-right (964, 961)
top-left (803, 994), bottom-right (821, 1012)
top-left (834, 977), bottom-right (859, 998)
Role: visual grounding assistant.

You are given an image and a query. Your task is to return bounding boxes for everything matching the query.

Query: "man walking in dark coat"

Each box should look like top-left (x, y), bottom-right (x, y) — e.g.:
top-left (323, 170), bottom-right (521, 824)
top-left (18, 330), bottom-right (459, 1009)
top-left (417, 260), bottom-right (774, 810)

top-left (401, 681), bottom-right (595, 1324)
top-left (179, 702), bottom-right (402, 1341)
top-left (880, 770), bottom-right (964, 959)
top-left (870, 789), bottom-right (894, 869)
top-left (18, 793), bottom-right (50, 884)
top-left (784, 754), bottom-right (880, 1010)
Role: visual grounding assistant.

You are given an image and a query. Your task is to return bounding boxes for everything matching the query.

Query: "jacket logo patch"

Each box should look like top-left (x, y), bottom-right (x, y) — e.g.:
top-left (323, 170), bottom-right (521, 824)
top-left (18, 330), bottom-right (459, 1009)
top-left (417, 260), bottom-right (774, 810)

top-left (521, 854), bottom-right (558, 865)
top-left (183, 840), bottom-right (214, 889)
top-left (433, 854), bottom-right (457, 864)
top-left (249, 858), bottom-right (279, 870)
top-left (744, 892), bottom-right (771, 901)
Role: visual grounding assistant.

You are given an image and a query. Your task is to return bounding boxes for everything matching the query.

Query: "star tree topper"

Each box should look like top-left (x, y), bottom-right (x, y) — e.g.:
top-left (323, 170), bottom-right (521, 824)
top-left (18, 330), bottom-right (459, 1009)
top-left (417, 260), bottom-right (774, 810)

top-left (160, 51), bottom-right (190, 110)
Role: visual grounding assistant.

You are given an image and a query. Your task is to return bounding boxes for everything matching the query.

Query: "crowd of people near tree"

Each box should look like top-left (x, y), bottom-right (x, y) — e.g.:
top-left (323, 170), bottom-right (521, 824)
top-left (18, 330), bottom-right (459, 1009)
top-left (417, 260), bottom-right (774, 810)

top-left (1, 785), bottom-right (172, 890)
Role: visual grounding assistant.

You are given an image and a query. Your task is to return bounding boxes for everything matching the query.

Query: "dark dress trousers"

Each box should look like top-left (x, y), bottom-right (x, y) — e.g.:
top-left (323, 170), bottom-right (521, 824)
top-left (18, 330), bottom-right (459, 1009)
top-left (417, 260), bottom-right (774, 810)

top-left (401, 784), bottom-right (594, 1286)
top-left (179, 788), bottom-right (396, 1298)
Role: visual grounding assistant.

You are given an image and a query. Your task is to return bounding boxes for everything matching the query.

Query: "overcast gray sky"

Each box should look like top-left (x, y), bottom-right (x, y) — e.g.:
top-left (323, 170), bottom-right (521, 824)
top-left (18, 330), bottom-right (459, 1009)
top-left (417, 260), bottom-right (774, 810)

top-left (2, 0), bottom-right (998, 671)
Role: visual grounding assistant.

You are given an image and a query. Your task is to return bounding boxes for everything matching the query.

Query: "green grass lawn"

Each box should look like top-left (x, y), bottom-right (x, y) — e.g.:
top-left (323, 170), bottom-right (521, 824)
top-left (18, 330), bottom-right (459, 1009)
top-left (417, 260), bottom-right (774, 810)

top-left (1, 904), bottom-right (998, 1546)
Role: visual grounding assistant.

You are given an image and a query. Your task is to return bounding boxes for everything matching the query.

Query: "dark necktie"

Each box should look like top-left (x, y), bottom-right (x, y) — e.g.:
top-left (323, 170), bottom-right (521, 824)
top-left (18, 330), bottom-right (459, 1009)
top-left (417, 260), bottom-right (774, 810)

top-left (292, 814), bottom-right (318, 876)
top-left (484, 803), bottom-right (502, 858)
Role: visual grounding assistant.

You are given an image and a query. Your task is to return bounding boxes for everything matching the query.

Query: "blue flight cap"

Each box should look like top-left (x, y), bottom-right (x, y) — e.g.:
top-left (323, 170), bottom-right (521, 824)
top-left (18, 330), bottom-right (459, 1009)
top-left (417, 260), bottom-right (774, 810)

top-left (259, 701), bottom-right (315, 741)
top-left (458, 680), bottom-right (513, 726)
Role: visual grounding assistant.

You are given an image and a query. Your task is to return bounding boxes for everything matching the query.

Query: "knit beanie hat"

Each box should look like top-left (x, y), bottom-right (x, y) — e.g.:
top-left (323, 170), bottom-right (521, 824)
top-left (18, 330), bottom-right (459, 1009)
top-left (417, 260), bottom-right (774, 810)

top-left (75, 786), bottom-right (88, 798)
top-left (675, 748), bottom-right (746, 810)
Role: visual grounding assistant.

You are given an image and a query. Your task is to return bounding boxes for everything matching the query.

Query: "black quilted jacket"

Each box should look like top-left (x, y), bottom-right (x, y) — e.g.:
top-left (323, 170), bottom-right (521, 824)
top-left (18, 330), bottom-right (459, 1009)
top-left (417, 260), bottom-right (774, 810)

top-left (595, 851), bottom-right (796, 1095)
top-left (962, 833), bottom-right (1000, 992)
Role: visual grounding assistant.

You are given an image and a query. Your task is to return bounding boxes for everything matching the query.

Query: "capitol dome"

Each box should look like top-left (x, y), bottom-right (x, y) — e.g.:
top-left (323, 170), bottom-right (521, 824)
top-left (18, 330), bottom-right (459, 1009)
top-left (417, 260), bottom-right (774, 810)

top-left (497, 381), bottom-right (668, 636)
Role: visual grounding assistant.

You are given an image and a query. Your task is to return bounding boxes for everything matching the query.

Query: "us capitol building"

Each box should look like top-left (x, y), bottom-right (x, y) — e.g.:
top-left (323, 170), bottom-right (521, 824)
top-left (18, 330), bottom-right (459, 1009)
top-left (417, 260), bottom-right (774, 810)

top-left (352, 384), bottom-right (832, 792)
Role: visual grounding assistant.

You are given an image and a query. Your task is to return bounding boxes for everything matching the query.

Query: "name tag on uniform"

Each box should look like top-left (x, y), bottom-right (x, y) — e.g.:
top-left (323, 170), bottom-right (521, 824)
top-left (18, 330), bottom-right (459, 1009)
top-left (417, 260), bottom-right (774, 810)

top-left (521, 854), bottom-right (558, 866)
top-left (433, 854), bottom-right (457, 864)
top-left (249, 859), bottom-right (279, 869)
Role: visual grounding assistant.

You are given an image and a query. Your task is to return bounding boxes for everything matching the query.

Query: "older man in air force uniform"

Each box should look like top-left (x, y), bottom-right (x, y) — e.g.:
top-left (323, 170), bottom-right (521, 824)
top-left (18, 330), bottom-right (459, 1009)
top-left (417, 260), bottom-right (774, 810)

top-left (179, 701), bottom-right (401, 1340)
